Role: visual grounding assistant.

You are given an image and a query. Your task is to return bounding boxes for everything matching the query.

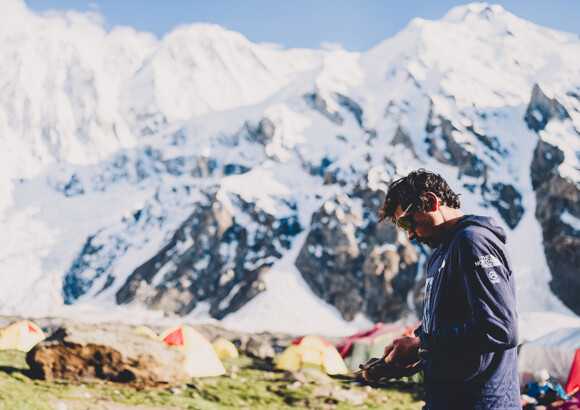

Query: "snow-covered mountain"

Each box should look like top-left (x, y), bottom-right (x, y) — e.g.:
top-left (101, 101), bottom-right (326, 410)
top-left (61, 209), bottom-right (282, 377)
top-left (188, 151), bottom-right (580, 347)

top-left (1, 0), bottom-right (579, 337)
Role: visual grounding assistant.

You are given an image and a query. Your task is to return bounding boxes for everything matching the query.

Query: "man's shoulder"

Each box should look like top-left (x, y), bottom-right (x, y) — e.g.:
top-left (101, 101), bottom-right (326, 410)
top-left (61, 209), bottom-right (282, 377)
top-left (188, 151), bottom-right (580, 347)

top-left (448, 219), bottom-right (507, 257)
top-left (451, 222), bottom-right (488, 245)
top-left (453, 215), bottom-right (503, 241)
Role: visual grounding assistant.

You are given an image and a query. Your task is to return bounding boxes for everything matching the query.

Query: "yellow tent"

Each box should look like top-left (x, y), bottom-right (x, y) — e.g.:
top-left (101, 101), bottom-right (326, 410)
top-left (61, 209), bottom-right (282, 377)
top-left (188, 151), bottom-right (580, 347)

top-left (133, 325), bottom-right (158, 340)
top-left (0, 320), bottom-right (46, 352)
top-left (212, 338), bottom-right (239, 358)
top-left (159, 325), bottom-right (226, 377)
top-left (276, 336), bottom-right (348, 375)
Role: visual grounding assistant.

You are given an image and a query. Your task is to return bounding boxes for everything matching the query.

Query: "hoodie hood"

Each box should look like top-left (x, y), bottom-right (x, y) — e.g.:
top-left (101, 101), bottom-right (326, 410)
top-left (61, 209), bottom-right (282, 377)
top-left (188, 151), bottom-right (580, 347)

top-left (442, 214), bottom-right (508, 249)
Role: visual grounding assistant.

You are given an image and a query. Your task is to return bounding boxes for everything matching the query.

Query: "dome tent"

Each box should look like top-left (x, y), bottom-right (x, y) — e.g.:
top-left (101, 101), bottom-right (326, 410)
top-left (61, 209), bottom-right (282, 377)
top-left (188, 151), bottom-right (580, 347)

top-left (0, 320), bottom-right (46, 352)
top-left (159, 325), bottom-right (226, 377)
top-left (133, 325), bottom-right (158, 339)
top-left (336, 322), bottom-right (414, 371)
top-left (212, 338), bottom-right (239, 358)
top-left (276, 336), bottom-right (348, 375)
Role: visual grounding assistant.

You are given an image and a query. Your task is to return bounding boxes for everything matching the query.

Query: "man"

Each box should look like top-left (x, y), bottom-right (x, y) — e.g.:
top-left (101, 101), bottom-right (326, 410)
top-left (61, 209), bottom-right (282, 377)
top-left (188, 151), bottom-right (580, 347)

top-left (363, 169), bottom-right (520, 409)
top-left (522, 369), bottom-right (568, 407)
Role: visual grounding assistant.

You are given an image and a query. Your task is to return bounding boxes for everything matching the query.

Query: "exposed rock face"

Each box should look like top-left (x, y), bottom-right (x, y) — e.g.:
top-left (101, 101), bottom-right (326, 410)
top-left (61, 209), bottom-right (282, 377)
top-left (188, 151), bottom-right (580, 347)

top-left (531, 139), bottom-right (566, 188)
top-left (295, 186), bottom-right (421, 322)
top-left (481, 182), bottom-right (524, 229)
top-left (392, 125), bottom-right (418, 158)
top-left (466, 124), bottom-right (503, 154)
top-left (26, 322), bottom-right (186, 383)
top-left (426, 109), bottom-right (484, 178)
top-left (525, 84), bottom-right (570, 132)
top-left (223, 163), bottom-right (251, 176)
top-left (116, 191), bottom-right (301, 318)
top-left (531, 138), bottom-right (580, 314)
top-left (244, 117), bottom-right (276, 145)
top-left (192, 156), bottom-right (218, 178)
top-left (334, 93), bottom-right (364, 127)
top-left (304, 91), bottom-right (344, 125)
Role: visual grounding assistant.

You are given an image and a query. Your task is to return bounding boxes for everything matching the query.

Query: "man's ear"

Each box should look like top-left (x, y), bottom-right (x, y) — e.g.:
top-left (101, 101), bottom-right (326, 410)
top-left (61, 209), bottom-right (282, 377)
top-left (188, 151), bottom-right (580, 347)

top-left (424, 192), bottom-right (439, 212)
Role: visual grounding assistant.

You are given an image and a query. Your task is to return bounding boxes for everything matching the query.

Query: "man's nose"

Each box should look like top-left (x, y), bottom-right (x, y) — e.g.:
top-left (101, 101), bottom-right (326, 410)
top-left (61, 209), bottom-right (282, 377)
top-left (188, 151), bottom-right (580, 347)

top-left (407, 230), bottom-right (416, 240)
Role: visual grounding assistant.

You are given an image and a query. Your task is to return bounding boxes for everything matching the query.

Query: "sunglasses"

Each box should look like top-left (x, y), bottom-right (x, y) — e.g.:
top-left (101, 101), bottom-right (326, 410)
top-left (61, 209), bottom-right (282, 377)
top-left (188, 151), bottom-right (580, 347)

top-left (396, 202), bottom-right (415, 232)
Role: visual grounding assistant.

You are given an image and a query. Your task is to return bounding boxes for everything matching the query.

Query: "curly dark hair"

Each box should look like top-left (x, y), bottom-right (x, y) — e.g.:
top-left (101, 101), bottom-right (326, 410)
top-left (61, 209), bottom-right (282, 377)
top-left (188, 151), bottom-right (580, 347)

top-left (378, 169), bottom-right (461, 223)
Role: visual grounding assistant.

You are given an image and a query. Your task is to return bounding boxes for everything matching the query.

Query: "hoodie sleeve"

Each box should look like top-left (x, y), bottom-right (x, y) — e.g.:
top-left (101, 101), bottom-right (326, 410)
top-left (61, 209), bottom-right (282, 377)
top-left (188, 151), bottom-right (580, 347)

top-left (420, 228), bottom-right (519, 357)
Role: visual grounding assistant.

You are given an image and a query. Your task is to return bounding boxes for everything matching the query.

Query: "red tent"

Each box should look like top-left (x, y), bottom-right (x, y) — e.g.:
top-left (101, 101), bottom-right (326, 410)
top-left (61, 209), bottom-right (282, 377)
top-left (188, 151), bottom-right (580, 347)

top-left (158, 325), bottom-right (225, 377)
top-left (0, 320), bottom-right (46, 352)
top-left (336, 322), bottom-right (420, 370)
top-left (336, 322), bottom-right (419, 358)
top-left (566, 349), bottom-right (580, 395)
top-left (518, 327), bottom-right (580, 393)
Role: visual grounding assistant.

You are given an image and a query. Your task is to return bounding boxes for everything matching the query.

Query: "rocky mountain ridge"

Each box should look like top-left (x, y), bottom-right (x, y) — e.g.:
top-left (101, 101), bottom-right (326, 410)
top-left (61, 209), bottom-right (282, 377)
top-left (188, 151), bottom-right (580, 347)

top-left (1, 1), bottom-right (579, 333)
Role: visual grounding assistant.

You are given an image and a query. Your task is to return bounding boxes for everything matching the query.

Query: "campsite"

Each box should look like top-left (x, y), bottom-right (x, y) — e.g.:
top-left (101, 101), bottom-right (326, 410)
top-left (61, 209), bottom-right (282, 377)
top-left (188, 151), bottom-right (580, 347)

top-left (3, 317), bottom-right (580, 408)
top-left (0, 317), bottom-right (424, 409)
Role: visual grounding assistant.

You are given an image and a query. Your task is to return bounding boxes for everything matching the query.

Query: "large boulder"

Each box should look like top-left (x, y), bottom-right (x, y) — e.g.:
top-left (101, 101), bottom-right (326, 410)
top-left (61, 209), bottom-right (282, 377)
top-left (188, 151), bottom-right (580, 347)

top-left (26, 322), bottom-right (187, 383)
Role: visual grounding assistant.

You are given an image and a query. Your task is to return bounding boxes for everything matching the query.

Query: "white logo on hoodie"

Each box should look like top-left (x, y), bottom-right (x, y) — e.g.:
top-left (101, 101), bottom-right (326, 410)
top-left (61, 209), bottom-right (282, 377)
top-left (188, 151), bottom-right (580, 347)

top-left (475, 254), bottom-right (502, 268)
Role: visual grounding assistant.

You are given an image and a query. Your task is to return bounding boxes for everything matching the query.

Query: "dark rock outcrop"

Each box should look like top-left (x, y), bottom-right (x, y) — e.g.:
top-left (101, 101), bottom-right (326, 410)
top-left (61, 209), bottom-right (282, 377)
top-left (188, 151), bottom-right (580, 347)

top-left (334, 93), bottom-right (364, 127)
top-left (531, 137), bottom-right (580, 314)
top-left (426, 111), bottom-right (484, 177)
top-left (525, 84), bottom-right (570, 132)
top-left (244, 117), bottom-right (276, 145)
top-left (531, 139), bottom-right (566, 189)
top-left (481, 182), bottom-right (524, 229)
top-left (115, 192), bottom-right (301, 318)
top-left (466, 124), bottom-right (507, 157)
top-left (223, 163), bottom-right (251, 175)
top-left (392, 125), bottom-right (418, 158)
top-left (64, 233), bottom-right (108, 302)
top-left (192, 156), bottom-right (218, 178)
top-left (295, 186), bottom-right (422, 322)
top-left (304, 91), bottom-right (344, 125)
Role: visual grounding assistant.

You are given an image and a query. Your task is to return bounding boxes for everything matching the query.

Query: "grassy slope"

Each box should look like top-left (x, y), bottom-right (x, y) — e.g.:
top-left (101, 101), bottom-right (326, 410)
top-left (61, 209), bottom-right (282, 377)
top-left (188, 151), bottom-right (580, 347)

top-left (0, 350), bottom-right (424, 409)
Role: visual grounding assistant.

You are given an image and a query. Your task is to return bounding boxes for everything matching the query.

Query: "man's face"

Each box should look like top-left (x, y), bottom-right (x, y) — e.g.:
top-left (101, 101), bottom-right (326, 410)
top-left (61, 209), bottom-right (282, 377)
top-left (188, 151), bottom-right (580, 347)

top-left (394, 204), bottom-right (442, 249)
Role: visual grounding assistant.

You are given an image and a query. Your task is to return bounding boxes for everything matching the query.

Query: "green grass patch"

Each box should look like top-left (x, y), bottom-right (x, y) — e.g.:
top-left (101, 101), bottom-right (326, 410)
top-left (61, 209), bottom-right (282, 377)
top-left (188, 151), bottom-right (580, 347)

top-left (0, 350), bottom-right (424, 409)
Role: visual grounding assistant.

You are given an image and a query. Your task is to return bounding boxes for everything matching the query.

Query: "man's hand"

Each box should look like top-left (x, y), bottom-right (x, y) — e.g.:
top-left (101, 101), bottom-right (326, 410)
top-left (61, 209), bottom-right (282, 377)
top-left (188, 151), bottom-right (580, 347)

top-left (361, 356), bottom-right (423, 383)
top-left (382, 336), bottom-right (422, 368)
top-left (361, 336), bottom-right (423, 383)
top-left (361, 357), bottom-right (395, 382)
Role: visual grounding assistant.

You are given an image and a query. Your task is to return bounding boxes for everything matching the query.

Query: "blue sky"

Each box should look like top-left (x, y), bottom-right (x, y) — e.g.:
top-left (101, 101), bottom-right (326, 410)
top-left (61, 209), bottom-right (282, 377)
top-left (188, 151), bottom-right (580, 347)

top-left (24, 0), bottom-right (580, 51)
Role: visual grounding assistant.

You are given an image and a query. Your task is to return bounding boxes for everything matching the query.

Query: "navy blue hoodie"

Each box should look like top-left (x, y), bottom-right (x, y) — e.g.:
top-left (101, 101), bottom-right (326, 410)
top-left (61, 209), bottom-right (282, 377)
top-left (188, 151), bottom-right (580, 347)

top-left (416, 215), bottom-right (520, 409)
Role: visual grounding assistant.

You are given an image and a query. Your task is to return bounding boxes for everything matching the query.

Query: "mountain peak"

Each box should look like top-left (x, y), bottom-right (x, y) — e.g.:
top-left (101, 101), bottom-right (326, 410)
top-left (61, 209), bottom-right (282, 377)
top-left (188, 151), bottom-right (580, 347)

top-left (1, 1), bottom-right (579, 336)
top-left (442, 2), bottom-right (507, 24)
top-left (163, 23), bottom-right (250, 46)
